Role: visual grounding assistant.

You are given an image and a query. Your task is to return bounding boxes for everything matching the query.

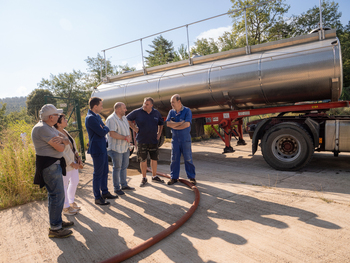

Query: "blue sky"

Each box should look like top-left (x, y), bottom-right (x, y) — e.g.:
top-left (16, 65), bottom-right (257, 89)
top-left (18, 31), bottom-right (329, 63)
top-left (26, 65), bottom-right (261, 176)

top-left (1, 0), bottom-right (349, 99)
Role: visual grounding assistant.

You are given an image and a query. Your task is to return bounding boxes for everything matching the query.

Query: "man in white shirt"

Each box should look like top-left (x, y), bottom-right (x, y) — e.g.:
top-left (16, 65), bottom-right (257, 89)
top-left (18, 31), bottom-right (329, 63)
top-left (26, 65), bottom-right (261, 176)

top-left (106, 102), bottom-right (135, 195)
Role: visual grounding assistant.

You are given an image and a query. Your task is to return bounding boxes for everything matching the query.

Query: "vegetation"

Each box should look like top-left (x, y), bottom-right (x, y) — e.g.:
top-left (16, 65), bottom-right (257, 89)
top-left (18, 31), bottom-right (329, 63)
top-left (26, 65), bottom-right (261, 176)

top-left (26, 89), bottom-right (56, 119)
top-left (145, 35), bottom-right (176, 67)
top-left (0, 121), bottom-right (47, 210)
top-left (0, 97), bottom-right (26, 114)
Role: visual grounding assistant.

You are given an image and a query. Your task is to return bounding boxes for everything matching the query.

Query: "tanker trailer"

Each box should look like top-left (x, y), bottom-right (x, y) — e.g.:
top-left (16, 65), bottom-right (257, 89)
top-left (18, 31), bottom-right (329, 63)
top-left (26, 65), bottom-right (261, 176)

top-left (92, 29), bottom-right (350, 171)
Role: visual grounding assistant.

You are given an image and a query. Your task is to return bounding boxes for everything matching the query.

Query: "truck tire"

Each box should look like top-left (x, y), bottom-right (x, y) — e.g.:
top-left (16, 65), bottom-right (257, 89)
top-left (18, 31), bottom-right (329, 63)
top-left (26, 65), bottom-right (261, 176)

top-left (261, 123), bottom-right (314, 171)
top-left (158, 132), bottom-right (165, 148)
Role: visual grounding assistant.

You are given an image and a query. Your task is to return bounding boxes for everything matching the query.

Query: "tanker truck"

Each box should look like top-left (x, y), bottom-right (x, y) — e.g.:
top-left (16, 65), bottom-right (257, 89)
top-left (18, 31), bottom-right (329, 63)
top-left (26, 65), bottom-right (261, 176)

top-left (92, 28), bottom-right (350, 171)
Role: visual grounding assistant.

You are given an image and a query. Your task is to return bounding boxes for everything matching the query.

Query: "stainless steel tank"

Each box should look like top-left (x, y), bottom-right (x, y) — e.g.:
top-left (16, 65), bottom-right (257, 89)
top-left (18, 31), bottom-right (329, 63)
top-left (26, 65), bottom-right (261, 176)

top-left (93, 30), bottom-right (342, 117)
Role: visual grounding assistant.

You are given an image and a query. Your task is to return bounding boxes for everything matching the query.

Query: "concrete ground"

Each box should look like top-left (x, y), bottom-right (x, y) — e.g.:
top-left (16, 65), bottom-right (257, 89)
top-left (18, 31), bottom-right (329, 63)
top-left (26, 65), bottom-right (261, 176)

top-left (1, 135), bottom-right (350, 263)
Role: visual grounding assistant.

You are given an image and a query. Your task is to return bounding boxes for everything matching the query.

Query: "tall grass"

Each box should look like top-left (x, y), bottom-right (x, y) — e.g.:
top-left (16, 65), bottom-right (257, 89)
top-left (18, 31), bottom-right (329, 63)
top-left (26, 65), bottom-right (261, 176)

top-left (0, 120), bottom-right (46, 210)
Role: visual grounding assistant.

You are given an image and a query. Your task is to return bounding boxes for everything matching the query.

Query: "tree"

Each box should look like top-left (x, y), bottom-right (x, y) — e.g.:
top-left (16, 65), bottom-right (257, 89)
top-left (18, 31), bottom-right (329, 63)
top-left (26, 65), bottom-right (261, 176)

top-left (218, 31), bottom-right (237, 52)
top-left (38, 70), bottom-right (91, 107)
top-left (145, 35), bottom-right (175, 67)
top-left (26, 89), bottom-right (56, 118)
top-left (6, 108), bottom-right (33, 124)
top-left (173, 44), bottom-right (190, 62)
top-left (191, 38), bottom-right (219, 56)
top-left (85, 53), bottom-right (115, 85)
top-left (115, 64), bottom-right (136, 75)
top-left (339, 21), bottom-right (350, 100)
top-left (288, 0), bottom-right (342, 37)
top-left (0, 103), bottom-right (7, 136)
top-left (229, 0), bottom-right (290, 46)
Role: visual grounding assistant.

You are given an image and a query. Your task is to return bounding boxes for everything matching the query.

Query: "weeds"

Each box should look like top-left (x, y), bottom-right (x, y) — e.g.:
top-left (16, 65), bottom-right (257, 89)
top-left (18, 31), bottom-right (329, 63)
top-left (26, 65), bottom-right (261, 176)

top-left (0, 121), bottom-right (46, 210)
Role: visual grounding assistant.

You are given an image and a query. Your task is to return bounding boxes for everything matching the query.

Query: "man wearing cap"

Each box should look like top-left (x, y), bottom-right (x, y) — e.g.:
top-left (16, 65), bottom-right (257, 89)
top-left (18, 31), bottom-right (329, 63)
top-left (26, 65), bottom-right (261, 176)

top-left (85, 97), bottom-right (117, 205)
top-left (32, 104), bottom-right (74, 238)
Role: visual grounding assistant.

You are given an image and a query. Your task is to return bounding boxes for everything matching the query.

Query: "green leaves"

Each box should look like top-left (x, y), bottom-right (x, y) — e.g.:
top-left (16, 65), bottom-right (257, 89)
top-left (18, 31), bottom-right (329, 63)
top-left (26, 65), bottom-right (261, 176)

top-left (145, 35), bottom-right (176, 67)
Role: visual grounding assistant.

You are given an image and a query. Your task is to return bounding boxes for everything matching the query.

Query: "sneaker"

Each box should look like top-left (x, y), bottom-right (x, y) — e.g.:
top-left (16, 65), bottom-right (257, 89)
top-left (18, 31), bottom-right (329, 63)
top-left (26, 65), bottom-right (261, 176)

top-left (102, 192), bottom-right (118, 199)
top-left (48, 228), bottom-right (73, 238)
top-left (70, 202), bottom-right (81, 210)
top-left (115, 189), bottom-right (125, 195)
top-left (62, 207), bottom-right (78, 215)
top-left (62, 221), bottom-right (74, 228)
top-left (122, 186), bottom-right (135, 191)
top-left (152, 176), bottom-right (165, 183)
top-left (140, 177), bottom-right (147, 187)
top-left (190, 178), bottom-right (197, 185)
top-left (167, 179), bottom-right (178, 185)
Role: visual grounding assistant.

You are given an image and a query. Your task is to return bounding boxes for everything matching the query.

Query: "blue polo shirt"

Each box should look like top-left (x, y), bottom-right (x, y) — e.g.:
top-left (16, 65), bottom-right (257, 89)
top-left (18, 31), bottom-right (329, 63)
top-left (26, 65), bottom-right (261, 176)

top-left (127, 107), bottom-right (164, 144)
top-left (166, 106), bottom-right (192, 141)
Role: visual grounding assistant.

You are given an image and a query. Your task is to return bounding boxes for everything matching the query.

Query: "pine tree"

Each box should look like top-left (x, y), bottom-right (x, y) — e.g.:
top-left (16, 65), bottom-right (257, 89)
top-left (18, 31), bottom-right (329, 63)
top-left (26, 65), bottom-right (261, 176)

top-left (145, 35), bottom-right (175, 67)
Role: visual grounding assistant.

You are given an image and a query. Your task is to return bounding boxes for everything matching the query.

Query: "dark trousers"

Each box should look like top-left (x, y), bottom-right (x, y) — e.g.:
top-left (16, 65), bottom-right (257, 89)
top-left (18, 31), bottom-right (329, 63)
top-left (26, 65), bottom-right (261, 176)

top-left (91, 152), bottom-right (109, 199)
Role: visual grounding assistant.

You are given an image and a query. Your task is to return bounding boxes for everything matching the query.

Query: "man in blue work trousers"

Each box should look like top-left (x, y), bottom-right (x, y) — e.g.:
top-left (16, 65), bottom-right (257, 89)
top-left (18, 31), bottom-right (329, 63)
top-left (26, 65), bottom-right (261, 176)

top-left (127, 97), bottom-right (165, 187)
top-left (85, 97), bottom-right (118, 205)
top-left (166, 94), bottom-right (196, 185)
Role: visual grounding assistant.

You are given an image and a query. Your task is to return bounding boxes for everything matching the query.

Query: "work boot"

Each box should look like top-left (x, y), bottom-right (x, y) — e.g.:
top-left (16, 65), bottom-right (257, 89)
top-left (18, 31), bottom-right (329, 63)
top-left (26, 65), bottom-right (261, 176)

top-left (167, 179), bottom-right (178, 185)
top-left (48, 228), bottom-right (73, 238)
top-left (190, 178), bottom-right (197, 185)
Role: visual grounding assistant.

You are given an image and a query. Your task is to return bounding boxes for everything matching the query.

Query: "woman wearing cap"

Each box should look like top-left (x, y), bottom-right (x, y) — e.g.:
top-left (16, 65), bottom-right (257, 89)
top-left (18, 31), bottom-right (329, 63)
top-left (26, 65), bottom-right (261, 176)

top-left (54, 114), bottom-right (83, 215)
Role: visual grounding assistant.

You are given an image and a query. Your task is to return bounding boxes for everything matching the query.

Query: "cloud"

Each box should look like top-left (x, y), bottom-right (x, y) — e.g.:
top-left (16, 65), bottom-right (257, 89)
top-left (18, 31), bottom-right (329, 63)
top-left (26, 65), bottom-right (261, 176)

top-left (59, 18), bottom-right (73, 31)
top-left (133, 62), bottom-right (143, 70)
top-left (196, 26), bottom-right (232, 42)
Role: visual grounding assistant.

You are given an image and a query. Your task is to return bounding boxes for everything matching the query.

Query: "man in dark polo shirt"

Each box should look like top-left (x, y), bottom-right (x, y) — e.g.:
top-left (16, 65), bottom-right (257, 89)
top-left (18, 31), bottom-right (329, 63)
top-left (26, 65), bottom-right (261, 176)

top-left (32, 104), bottom-right (74, 238)
top-left (127, 97), bottom-right (164, 186)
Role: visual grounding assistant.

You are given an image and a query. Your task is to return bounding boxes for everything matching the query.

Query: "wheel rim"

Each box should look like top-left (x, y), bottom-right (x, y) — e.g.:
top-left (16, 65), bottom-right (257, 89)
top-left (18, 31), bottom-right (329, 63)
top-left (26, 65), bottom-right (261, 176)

top-left (271, 134), bottom-right (301, 162)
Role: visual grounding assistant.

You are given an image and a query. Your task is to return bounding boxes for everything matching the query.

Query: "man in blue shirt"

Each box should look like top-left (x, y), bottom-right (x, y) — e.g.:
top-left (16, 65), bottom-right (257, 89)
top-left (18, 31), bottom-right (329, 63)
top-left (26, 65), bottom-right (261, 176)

top-left (86, 97), bottom-right (118, 205)
top-left (166, 94), bottom-right (196, 185)
top-left (127, 97), bottom-right (164, 186)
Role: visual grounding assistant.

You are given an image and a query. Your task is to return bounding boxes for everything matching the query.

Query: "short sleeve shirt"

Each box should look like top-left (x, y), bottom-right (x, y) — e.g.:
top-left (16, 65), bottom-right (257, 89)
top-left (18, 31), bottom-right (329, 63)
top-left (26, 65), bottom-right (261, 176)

top-left (31, 120), bottom-right (63, 158)
top-left (166, 106), bottom-right (192, 141)
top-left (127, 107), bottom-right (164, 144)
top-left (106, 112), bottom-right (130, 153)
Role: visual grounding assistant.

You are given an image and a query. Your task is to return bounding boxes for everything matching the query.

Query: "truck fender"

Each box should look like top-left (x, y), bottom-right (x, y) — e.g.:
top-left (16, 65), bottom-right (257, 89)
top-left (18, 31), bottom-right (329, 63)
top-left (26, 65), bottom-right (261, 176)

top-left (304, 118), bottom-right (320, 148)
top-left (251, 118), bottom-right (272, 155)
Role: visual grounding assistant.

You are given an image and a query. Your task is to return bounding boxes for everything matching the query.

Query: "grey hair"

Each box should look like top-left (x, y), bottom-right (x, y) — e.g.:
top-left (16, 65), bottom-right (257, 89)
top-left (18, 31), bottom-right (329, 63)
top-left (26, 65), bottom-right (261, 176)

top-left (114, 102), bottom-right (124, 110)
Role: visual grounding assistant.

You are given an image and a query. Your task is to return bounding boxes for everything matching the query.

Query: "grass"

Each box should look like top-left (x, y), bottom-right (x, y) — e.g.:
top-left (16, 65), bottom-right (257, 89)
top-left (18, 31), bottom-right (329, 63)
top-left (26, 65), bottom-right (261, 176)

top-left (0, 120), bottom-right (47, 210)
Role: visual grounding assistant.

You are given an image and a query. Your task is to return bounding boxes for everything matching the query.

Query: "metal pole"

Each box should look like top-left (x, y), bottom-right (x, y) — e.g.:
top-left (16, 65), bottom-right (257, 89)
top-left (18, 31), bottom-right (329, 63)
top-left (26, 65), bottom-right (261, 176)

top-left (319, 0), bottom-right (325, 40)
top-left (140, 39), bottom-right (147, 75)
top-left (186, 25), bottom-right (192, 65)
top-left (100, 59), bottom-right (102, 81)
top-left (103, 50), bottom-right (107, 79)
top-left (244, 8), bottom-right (251, 54)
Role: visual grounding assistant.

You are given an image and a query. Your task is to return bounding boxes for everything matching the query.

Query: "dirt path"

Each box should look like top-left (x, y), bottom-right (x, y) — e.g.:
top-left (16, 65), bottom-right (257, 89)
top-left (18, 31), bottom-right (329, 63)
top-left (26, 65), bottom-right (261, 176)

top-left (1, 136), bottom-right (349, 262)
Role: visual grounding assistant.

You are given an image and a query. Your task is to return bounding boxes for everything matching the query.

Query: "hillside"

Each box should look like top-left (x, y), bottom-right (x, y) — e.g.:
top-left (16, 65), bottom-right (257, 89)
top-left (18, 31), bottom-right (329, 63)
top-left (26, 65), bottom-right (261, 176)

top-left (0, 97), bottom-right (27, 114)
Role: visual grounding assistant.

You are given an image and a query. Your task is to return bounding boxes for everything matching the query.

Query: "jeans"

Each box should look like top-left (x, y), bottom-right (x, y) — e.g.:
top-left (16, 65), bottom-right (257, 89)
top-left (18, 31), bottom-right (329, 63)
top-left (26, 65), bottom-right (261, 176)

top-left (170, 138), bottom-right (196, 180)
top-left (42, 163), bottom-right (64, 230)
top-left (91, 152), bottom-right (109, 199)
top-left (108, 150), bottom-right (129, 191)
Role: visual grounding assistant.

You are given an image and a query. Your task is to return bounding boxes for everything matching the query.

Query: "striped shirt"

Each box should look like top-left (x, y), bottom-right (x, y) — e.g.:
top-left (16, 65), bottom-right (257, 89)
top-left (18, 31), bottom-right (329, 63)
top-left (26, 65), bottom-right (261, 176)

top-left (106, 112), bottom-right (130, 153)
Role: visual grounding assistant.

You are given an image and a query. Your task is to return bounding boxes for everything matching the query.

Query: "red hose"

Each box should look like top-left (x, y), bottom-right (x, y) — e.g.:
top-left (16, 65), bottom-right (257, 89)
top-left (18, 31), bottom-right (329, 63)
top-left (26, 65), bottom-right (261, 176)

top-left (100, 169), bottom-right (200, 263)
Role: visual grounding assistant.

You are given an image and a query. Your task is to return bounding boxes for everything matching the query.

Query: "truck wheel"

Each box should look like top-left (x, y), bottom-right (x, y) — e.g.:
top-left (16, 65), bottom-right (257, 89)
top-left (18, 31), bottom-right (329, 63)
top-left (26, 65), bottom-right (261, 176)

top-left (158, 132), bottom-right (165, 148)
top-left (261, 123), bottom-right (314, 171)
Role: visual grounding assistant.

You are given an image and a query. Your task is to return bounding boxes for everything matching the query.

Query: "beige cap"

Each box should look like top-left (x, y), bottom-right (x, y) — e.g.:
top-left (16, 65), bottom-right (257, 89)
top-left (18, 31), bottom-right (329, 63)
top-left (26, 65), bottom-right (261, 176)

top-left (39, 104), bottom-right (63, 119)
